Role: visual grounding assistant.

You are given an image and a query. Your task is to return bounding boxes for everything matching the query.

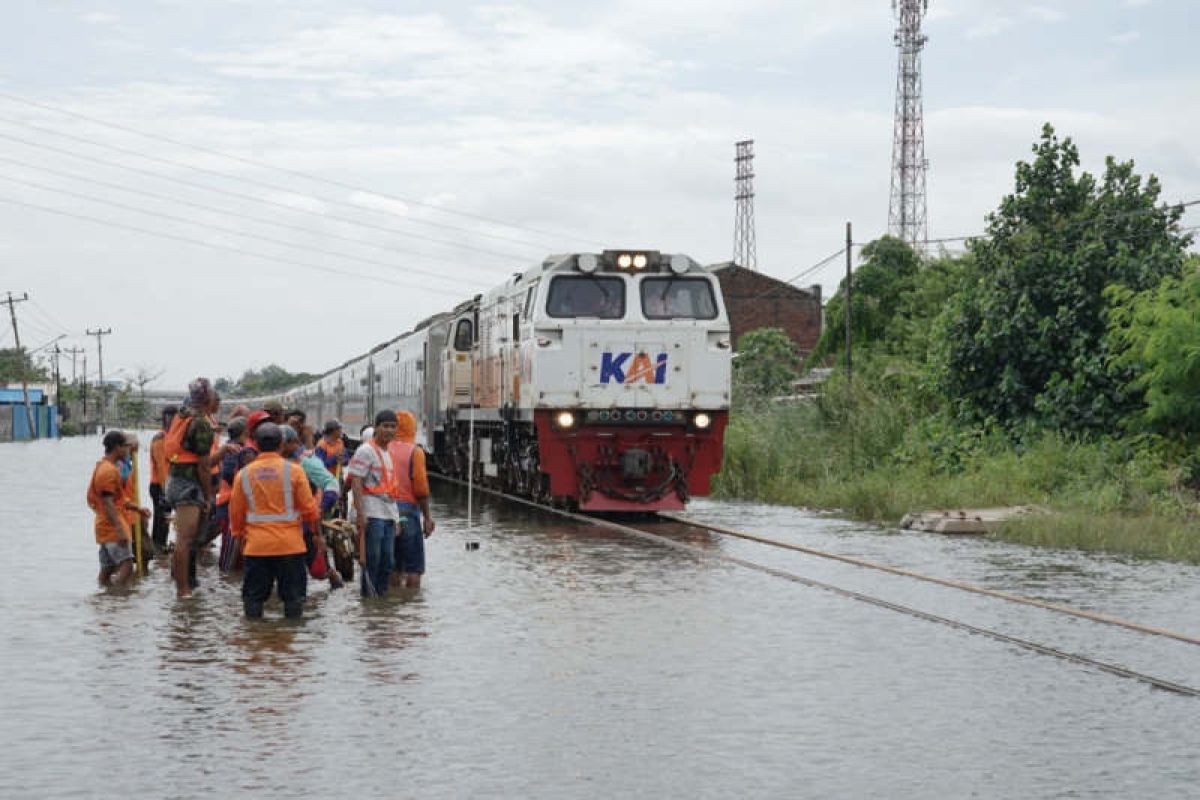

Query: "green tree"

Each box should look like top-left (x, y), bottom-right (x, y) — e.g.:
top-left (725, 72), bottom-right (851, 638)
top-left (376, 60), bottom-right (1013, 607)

top-left (0, 347), bottom-right (50, 384)
top-left (811, 236), bottom-right (920, 364)
top-left (936, 124), bottom-right (1192, 432)
top-left (734, 328), bottom-right (800, 399)
top-left (220, 364), bottom-right (319, 396)
top-left (1107, 267), bottom-right (1200, 439)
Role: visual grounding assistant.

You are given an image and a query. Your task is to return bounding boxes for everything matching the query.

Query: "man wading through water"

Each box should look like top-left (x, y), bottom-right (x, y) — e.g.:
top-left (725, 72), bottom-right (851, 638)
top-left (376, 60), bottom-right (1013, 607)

top-left (164, 377), bottom-right (219, 598)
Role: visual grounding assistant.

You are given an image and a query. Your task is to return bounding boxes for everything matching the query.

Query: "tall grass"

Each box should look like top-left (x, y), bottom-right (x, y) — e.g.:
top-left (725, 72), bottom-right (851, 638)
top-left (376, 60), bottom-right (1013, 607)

top-left (714, 371), bottom-right (1200, 562)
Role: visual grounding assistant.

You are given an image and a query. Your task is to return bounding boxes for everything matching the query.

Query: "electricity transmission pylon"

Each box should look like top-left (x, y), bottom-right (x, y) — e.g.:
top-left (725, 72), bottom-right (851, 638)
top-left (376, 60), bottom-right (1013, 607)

top-left (733, 139), bottom-right (757, 270)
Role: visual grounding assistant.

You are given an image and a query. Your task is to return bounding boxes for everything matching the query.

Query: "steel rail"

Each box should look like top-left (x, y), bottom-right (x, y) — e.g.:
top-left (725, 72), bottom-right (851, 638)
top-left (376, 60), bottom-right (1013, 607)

top-left (659, 513), bottom-right (1200, 648)
top-left (436, 476), bottom-right (1200, 698)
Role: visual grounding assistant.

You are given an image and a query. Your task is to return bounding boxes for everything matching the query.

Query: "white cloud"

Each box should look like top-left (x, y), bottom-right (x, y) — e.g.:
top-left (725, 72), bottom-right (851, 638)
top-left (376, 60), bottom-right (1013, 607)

top-left (1109, 30), bottom-right (1141, 44)
top-left (1027, 5), bottom-right (1066, 23)
top-left (80, 11), bottom-right (120, 25)
top-left (965, 14), bottom-right (1015, 39)
top-left (348, 192), bottom-right (409, 218)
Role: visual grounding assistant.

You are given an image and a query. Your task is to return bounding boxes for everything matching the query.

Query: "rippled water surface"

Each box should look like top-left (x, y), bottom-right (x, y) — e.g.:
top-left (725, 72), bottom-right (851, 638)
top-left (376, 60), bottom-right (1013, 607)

top-left (2, 435), bottom-right (1200, 798)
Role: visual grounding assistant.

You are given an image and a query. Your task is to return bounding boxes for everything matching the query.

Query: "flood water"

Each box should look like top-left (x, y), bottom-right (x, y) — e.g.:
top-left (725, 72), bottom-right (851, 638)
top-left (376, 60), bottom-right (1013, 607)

top-left (2, 434), bottom-right (1200, 798)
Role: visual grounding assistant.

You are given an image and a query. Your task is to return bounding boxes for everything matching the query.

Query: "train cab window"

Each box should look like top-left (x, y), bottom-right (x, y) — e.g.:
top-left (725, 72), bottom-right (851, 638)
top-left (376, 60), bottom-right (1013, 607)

top-left (454, 319), bottom-right (473, 351)
top-left (546, 276), bottom-right (625, 319)
top-left (640, 277), bottom-right (718, 320)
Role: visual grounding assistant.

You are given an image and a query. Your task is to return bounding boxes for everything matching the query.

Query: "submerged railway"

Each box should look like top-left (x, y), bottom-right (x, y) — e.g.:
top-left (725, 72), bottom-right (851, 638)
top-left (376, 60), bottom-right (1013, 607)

top-left (439, 474), bottom-right (1200, 698)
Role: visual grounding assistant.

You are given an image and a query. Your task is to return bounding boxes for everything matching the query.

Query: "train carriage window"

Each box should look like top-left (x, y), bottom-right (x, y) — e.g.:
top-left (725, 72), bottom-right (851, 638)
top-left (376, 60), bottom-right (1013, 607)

top-left (523, 282), bottom-right (538, 318)
top-left (454, 319), bottom-right (473, 351)
top-left (546, 276), bottom-right (625, 319)
top-left (640, 277), bottom-right (718, 320)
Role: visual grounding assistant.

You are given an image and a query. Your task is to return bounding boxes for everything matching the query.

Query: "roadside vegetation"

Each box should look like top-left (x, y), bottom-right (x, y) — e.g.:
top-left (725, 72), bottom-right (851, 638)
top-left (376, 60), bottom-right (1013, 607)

top-left (714, 124), bottom-right (1200, 563)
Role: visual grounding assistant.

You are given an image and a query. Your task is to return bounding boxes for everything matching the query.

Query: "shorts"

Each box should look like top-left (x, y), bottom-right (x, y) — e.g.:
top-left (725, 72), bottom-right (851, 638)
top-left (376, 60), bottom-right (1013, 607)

top-left (98, 541), bottom-right (134, 569)
top-left (165, 475), bottom-right (207, 508)
top-left (394, 502), bottom-right (425, 575)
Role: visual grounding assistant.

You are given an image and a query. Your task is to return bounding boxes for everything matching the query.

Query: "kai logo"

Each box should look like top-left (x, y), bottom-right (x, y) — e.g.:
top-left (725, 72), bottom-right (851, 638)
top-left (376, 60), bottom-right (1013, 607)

top-left (599, 352), bottom-right (669, 385)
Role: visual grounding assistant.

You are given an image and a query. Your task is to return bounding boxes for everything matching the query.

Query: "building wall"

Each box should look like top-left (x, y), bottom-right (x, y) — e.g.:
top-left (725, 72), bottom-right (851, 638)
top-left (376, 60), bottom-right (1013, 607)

top-left (714, 266), bottom-right (823, 356)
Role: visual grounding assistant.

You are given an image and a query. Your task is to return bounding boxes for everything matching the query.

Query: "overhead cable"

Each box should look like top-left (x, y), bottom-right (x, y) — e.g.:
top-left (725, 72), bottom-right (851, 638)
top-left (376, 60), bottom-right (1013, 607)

top-left (0, 194), bottom-right (466, 298)
top-left (0, 91), bottom-right (607, 247)
top-left (0, 117), bottom-right (541, 262)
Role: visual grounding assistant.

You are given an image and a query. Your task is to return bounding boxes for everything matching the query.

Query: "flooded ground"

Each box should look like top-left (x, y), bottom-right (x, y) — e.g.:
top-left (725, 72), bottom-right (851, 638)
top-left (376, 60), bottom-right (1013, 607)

top-left (2, 434), bottom-right (1199, 798)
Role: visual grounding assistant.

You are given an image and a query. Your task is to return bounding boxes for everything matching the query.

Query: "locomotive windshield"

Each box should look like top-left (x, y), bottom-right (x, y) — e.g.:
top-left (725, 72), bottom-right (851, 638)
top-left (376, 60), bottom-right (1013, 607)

top-left (546, 276), bottom-right (625, 319)
top-left (640, 277), bottom-right (718, 320)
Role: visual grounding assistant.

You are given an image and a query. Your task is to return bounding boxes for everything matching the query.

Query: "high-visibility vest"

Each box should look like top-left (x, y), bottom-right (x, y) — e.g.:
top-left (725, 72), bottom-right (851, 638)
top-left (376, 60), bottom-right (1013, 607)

top-left (317, 437), bottom-right (344, 468)
top-left (361, 442), bottom-right (396, 497)
top-left (149, 434), bottom-right (168, 485)
top-left (164, 413), bottom-right (199, 464)
top-left (388, 440), bottom-right (417, 503)
top-left (240, 461), bottom-right (301, 524)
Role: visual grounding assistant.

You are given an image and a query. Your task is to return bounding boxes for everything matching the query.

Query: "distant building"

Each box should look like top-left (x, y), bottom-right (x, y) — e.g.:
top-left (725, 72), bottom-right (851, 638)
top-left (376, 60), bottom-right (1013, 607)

top-left (0, 385), bottom-right (57, 440)
top-left (708, 263), bottom-right (823, 357)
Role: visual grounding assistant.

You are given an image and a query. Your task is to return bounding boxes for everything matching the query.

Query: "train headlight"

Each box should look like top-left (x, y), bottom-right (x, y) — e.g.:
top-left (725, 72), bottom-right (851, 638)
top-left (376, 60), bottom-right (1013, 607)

top-left (693, 412), bottom-right (712, 429)
top-left (617, 253), bottom-right (633, 269)
top-left (632, 253), bottom-right (648, 269)
top-left (577, 254), bottom-right (599, 273)
top-left (669, 254), bottom-right (690, 274)
top-left (556, 411), bottom-right (576, 428)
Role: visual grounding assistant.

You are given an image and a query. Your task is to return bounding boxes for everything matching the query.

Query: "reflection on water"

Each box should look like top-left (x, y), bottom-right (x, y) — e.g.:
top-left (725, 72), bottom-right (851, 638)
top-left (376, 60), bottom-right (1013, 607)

top-left (1, 436), bottom-right (1199, 798)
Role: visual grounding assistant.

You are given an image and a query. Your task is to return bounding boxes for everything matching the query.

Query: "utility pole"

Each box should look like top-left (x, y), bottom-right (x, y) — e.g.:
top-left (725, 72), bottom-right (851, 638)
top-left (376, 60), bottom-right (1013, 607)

top-left (87, 327), bottom-right (113, 433)
top-left (888, 0), bottom-right (930, 248)
top-left (52, 344), bottom-right (61, 436)
top-left (733, 139), bottom-right (758, 270)
top-left (845, 223), bottom-right (853, 382)
top-left (3, 291), bottom-right (36, 438)
top-left (81, 352), bottom-right (88, 426)
top-left (63, 345), bottom-right (84, 384)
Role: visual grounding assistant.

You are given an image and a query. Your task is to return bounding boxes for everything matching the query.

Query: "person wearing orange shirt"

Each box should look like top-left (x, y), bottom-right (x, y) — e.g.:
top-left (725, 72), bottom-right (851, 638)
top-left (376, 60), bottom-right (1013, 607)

top-left (388, 410), bottom-right (436, 589)
top-left (229, 422), bottom-right (320, 619)
top-left (87, 430), bottom-right (144, 587)
top-left (148, 405), bottom-right (175, 552)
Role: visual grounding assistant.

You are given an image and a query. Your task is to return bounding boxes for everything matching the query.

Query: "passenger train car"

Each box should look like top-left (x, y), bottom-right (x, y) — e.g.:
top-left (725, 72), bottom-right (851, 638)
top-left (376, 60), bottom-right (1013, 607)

top-left (265, 250), bottom-right (732, 512)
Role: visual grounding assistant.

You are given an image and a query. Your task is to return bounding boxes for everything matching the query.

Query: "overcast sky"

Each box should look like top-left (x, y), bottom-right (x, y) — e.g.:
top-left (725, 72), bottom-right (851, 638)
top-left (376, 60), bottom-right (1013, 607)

top-left (1, 0), bottom-right (1196, 389)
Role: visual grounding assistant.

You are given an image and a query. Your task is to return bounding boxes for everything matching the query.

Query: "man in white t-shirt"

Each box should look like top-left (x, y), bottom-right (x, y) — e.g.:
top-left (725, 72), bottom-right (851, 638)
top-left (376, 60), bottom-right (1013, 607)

top-left (346, 411), bottom-right (399, 596)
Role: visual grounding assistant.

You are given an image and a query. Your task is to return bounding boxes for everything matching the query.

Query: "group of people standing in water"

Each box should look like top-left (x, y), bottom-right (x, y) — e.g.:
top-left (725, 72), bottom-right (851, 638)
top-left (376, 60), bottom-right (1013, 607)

top-left (86, 376), bottom-right (435, 618)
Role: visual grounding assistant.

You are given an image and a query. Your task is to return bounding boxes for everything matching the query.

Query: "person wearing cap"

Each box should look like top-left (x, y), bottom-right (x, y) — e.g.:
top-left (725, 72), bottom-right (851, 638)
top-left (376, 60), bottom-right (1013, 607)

top-left (346, 410), bottom-right (400, 596)
top-left (234, 409), bottom-right (272, 472)
top-left (388, 411), bottom-right (435, 589)
top-left (88, 430), bottom-right (144, 587)
top-left (314, 419), bottom-right (347, 476)
top-left (229, 422), bottom-right (320, 619)
top-left (148, 405), bottom-right (176, 552)
top-left (216, 417), bottom-right (249, 572)
top-left (262, 399), bottom-right (285, 425)
top-left (164, 377), bottom-right (220, 598)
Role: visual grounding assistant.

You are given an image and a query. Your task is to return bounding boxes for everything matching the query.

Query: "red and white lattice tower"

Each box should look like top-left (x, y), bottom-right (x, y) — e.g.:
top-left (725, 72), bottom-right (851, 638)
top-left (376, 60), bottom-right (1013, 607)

top-left (888, 0), bottom-right (929, 247)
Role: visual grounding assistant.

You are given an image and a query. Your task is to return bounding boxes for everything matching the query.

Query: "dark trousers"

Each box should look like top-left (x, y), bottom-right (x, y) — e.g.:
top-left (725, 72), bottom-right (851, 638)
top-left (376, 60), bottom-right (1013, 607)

top-left (149, 483), bottom-right (171, 549)
top-left (242, 554), bottom-right (308, 618)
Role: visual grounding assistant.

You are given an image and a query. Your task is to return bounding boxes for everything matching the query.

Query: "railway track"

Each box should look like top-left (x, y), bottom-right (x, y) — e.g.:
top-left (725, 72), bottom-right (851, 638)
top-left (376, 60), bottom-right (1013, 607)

top-left (438, 476), bottom-right (1200, 698)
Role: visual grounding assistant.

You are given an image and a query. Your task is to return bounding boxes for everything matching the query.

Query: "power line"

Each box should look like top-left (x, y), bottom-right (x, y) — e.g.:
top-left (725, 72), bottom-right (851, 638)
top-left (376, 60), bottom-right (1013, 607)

top-left (0, 193), bottom-right (467, 298)
top-left (920, 199), bottom-right (1200, 247)
top-left (0, 91), bottom-right (607, 247)
top-left (749, 246), bottom-right (847, 301)
top-left (0, 171), bottom-right (487, 289)
top-left (0, 154), bottom-right (518, 275)
top-left (0, 130), bottom-right (539, 268)
top-left (0, 117), bottom-right (543, 263)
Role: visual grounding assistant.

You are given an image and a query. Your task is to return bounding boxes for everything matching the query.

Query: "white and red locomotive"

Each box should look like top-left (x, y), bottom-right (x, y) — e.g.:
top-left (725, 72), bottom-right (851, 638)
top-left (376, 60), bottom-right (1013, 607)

top-left (272, 250), bottom-right (732, 512)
